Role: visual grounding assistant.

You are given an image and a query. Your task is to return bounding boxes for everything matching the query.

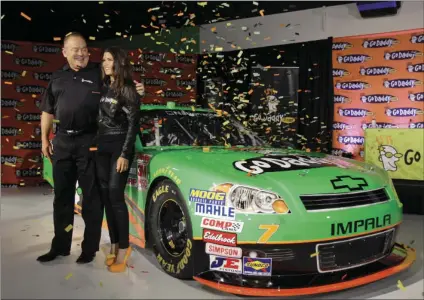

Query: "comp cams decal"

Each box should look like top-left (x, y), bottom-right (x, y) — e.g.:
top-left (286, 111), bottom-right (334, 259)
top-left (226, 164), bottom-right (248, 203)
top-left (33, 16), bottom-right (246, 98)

top-left (242, 257), bottom-right (272, 276)
top-left (201, 217), bottom-right (244, 233)
top-left (205, 243), bottom-right (242, 258)
top-left (209, 255), bottom-right (242, 274)
top-left (203, 229), bottom-right (237, 247)
top-left (233, 155), bottom-right (351, 175)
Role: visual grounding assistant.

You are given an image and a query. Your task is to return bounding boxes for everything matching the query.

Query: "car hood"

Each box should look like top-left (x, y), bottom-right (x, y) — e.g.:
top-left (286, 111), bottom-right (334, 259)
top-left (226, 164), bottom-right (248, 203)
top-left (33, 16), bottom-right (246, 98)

top-left (149, 146), bottom-right (388, 196)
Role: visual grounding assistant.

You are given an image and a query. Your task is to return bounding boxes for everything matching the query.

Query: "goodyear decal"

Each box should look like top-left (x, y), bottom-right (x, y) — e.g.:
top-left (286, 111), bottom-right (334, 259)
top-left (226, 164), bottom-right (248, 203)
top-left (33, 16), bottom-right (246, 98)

top-left (338, 108), bottom-right (372, 117)
top-left (152, 185), bottom-right (169, 202)
top-left (242, 257), bottom-right (272, 276)
top-left (338, 136), bottom-right (365, 145)
top-left (408, 92), bottom-right (424, 102)
top-left (360, 94), bottom-right (397, 104)
top-left (363, 38), bottom-right (399, 48)
top-left (189, 189), bottom-right (226, 206)
top-left (384, 50), bottom-right (422, 60)
top-left (386, 108), bottom-right (423, 117)
top-left (332, 42), bottom-right (353, 51)
top-left (337, 54), bottom-right (371, 64)
top-left (335, 81), bottom-right (371, 90)
top-left (360, 66), bottom-right (395, 76)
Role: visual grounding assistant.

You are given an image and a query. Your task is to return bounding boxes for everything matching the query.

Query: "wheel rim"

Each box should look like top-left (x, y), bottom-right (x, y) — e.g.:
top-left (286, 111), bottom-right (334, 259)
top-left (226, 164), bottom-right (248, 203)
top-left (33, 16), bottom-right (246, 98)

top-left (158, 199), bottom-right (188, 257)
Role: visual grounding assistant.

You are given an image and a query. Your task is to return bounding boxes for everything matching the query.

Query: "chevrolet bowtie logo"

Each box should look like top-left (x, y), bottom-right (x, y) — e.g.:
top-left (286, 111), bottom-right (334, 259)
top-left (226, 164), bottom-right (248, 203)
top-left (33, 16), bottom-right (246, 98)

top-left (330, 175), bottom-right (368, 191)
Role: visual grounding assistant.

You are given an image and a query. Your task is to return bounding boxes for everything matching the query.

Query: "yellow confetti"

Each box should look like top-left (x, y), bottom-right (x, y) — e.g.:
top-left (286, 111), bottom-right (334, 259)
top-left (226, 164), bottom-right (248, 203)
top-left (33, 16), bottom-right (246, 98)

top-left (53, 37), bottom-right (61, 41)
top-left (106, 254), bottom-right (116, 259)
top-left (215, 47), bottom-right (223, 51)
top-left (4, 162), bottom-right (16, 167)
top-left (5, 50), bottom-right (13, 55)
top-left (197, 2), bottom-right (207, 7)
top-left (203, 147), bottom-right (210, 152)
top-left (13, 146), bottom-right (20, 150)
top-left (223, 120), bottom-right (230, 126)
top-left (116, 32), bottom-right (121, 36)
top-left (259, 9), bottom-right (265, 16)
top-left (99, 1), bottom-right (103, 4)
top-left (20, 12), bottom-right (31, 21)
top-left (21, 71), bottom-right (27, 77)
top-left (211, 27), bottom-right (216, 32)
top-left (65, 273), bottom-right (73, 280)
top-left (310, 252), bottom-right (319, 258)
top-left (65, 224), bottom-right (73, 232)
top-left (397, 280), bottom-right (406, 290)
top-left (100, 282), bottom-right (103, 287)
top-left (89, 36), bottom-right (96, 41)
top-left (53, 119), bottom-right (60, 123)
top-left (191, 106), bottom-right (195, 112)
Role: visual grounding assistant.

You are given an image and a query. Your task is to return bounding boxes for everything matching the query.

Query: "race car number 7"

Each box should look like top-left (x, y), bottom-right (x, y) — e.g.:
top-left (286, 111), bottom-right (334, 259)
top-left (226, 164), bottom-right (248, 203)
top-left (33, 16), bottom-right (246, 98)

top-left (258, 224), bottom-right (279, 243)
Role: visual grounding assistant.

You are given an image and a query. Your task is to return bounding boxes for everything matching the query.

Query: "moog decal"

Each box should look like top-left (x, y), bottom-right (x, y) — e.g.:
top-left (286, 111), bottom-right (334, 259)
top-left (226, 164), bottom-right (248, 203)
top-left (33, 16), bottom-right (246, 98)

top-left (201, 217), bottom-right (244, 233)
top-left (189, 189), bottom-right (226, 206)
top-left (205, 243), bottom-right (242, 258)
top-left (233, 155), bottom-right (348, 175)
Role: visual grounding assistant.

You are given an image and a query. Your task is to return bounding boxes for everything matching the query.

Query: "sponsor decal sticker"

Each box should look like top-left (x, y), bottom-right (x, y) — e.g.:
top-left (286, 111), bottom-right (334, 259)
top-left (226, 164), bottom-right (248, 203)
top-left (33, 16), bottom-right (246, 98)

top-left (331, 214), bottom-right (391, 236)
top-left (335, 81), bottom-right (371, 90)
top-left (362, 38), bottom-right (399, 48)
top-left (203, 229), bottom-right (237, 247)
top-left (152, 185), bottom-right (169, 202)
top-left (201, 217), bottom-right (244, 233)
top-left (209, 255), bottom-right (242, 274)
top-left (195, 203), bottom-right (235, 220)
top-left (384, 50), bottom-right (423, 60)
top-left (337, 54), bottom-right (371, 64)
top-left (189, 189), bottom-right (226, 206)
top-left (205, 243), bottom-right (242, 258)
top-left (242, 257), bottom-right (272, 276)
top-left (360, 94), bottom-right (397, 104)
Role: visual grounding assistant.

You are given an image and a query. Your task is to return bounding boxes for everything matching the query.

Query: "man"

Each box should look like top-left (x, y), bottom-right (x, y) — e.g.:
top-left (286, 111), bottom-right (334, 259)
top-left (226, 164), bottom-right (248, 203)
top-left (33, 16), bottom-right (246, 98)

top-left (37, 32), bottom-right (144, 264)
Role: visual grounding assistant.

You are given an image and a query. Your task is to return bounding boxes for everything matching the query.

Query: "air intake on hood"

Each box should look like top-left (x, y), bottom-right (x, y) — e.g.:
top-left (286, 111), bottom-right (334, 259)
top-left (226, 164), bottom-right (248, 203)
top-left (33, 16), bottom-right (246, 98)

top-left (300, 188), bottom-right (389, 211)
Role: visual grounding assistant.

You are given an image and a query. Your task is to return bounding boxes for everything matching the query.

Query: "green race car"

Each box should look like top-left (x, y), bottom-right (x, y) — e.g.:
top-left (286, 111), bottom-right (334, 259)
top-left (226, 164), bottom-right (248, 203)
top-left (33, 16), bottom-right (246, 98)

top-left (43, 103), bottom-right (415, 297)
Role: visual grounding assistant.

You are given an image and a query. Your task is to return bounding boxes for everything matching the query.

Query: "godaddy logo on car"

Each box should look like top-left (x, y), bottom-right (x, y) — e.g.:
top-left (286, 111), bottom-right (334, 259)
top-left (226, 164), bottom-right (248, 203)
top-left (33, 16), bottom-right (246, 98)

top-left (386, 108), bottom-right (422, 117)
top-left (409, 122), bottom-right (424, 129)
top-left (407, 63), bottom-right (424, 73)
top-left (337, 54), bottom-right (371, 64)
top-left (333, 122), bottom-right (352, 130)
top-left (383, 79), bottom-right (422, 88)
top-left (332, 69), bottom-right (350, 77)
top-left (408, 92), bottom-right (424, 102)
top-left (384, 50), bottom-right (423, 60)
top-left (245, 261), bottom-right (270, 271)
top-left (363, 38), bottom-right (399, 48)
top-left (332, 42), bottom-right (353, 51)
top-left (360, 94), bottom-right (397, 104)
top-left (338, 108), bottom-right (372, 117)
top-left (411, 34), bottom-right (424, 44)
top-left (338, 136), bottom-right (365, 145)
top-left (360, 66), bottom-right (395, 76)
top-left (335, 81), bottom-right (371, 90)
top-left (334, 95), bottom-right (350, 104)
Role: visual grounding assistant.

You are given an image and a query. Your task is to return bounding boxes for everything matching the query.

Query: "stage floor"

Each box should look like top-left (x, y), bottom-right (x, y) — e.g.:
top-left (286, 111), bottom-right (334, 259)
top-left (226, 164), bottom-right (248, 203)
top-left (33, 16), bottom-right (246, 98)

top-left (1, 186), bottom-right (423, 299)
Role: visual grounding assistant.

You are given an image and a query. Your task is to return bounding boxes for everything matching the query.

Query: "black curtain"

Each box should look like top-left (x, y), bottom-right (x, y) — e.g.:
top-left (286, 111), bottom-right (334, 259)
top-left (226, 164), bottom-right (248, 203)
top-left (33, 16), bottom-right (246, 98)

top-left (196, 37), bottom-right (334, 153)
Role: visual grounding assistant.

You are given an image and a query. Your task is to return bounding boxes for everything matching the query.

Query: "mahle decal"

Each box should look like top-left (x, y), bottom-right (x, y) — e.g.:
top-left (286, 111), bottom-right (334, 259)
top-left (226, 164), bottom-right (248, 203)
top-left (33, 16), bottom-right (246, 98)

top-left (360, 66), bottom-right (395, 76)
top-left (363, 38), bottom-right (399, 48)
top-left (331, 214), bottom-right (391, 236)
top-left (386, 108), bottom-right (423, 117)
top-left (360, 94), bottom-right (397, 104)
top-left (337, 54), bottom-right (371, 64)
top-left (335, 81), bottom-right (371, 90)
top-left (408, 92), bottom-right (424, 102)
top-left (384, 50), bottom-right (423, 60)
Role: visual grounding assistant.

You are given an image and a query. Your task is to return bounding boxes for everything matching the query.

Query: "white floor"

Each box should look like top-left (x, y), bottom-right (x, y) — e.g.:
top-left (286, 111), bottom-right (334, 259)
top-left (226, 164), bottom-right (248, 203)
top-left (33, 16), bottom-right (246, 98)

top-left (1, 186), bottom-right (423, 299)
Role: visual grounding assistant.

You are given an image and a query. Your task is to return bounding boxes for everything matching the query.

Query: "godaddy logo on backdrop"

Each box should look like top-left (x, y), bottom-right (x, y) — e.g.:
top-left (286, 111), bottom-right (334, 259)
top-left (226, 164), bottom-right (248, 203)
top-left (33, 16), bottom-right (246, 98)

top-left (338, 108), bottom-right (373, 118)
top-left (33, 72), bottom-right (53, 81)
top-left (407, 63), bottom-right (424, 73)
top-left (332, 42), bottom-right (353, 51)
top-left (338, 136), bottom-right (365, 145)
top-left (333, 69), bottom-right (350, 77)
top-left (333, 122), bottom-right (353, 131)
top-left (337, 54), bottom-right (371, 64)
top-left (335, 81), bottom-right (371, 90)
top-left (383, 79), bottom-right (422, 89)
top-left (1, 70), bottom-right (21, 80)
top-left (384, 50), bottom-right (423, 60)
top-left (14, 58), bottom-right (46, 67)
top-left (360, 94), bottom-right (397, 104)
top-left (16, 85), bottom-right (45, 94)
top-left (33, 45), bottom-right (61, 54)
top-left (408, 92), bottom-right (424, 102)
top-left (334, 95), bottom-right (350, 104)
top-left (363, 38), bottom-right (399, 48)
top-left (1, 42), bottom-right (18, 52)
top-left (360, 66), bottom-right (395, 76)
top-left (386, 108), bottom-right (423, 117)
top-left (410, 34), bottom-right (424, 44)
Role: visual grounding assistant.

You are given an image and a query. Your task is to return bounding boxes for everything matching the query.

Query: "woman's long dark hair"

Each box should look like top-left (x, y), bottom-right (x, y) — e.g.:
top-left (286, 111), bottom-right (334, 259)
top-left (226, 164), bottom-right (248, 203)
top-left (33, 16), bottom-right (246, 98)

top-left (101, 46), bottom-right (135, 103)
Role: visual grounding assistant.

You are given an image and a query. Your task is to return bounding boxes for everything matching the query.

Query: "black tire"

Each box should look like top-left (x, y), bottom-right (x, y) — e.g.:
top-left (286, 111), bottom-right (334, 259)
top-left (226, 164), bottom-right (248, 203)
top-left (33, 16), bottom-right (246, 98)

top-left (148, 180), bottom-right (194, 279)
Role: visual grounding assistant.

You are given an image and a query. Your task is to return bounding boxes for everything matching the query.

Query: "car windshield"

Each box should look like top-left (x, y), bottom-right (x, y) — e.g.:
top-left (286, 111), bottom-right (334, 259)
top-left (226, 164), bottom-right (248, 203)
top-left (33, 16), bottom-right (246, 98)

top-left (139, 109), bottom-right (267, 147)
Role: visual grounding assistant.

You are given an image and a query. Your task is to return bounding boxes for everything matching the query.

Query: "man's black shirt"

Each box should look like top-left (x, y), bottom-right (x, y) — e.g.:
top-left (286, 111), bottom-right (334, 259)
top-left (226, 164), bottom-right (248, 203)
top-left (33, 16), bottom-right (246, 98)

top-left (40, 62), bottom-right (102, 131)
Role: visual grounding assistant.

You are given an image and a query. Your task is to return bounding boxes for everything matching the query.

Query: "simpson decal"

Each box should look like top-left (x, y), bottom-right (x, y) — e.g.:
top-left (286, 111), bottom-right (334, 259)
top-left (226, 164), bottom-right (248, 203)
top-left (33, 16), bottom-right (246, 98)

top-left (201, 217), bottom-right (244, 233)
top-left (243, 257), bottom-right (272, 276)
top-left (233, 155), bottom-right (349, 175)
top-left (205, 243), bottom-right (242, 258)
top-left (195, 203), bottom-right (235, 220)
top-left (189, 189), bottom-right (226, 206)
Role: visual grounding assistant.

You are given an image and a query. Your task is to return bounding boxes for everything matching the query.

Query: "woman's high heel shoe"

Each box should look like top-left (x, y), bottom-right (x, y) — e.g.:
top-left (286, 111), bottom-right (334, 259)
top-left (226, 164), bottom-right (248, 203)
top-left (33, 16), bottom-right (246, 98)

top-left (108, 247), bottom-right (132, 273)
top-left (105, 253), bottom-right (116, 266)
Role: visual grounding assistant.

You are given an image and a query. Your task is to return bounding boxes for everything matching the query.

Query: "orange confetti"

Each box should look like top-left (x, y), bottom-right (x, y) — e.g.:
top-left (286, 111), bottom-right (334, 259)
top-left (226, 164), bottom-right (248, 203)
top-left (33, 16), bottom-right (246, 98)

top-left (181, 38), bottom-right (187, 42)
top-left (5, 51), bottom-right (14, 55)
top-left (264, 37), bottom-right (271, 41)
top-left (259, 10), bottom-right (265, 16)
top-left (53, 37), bottom-right (61, 41)
top-left (4, 81), bottom-right (12, 85)
top-left (211, 27), bottom-right (217, 32)
top-left (20, 12), bottom-right (31, 21)
top-left (248, 89), bottom-right (254, 95)
top-left (21, 71), bottom-right (26, 77)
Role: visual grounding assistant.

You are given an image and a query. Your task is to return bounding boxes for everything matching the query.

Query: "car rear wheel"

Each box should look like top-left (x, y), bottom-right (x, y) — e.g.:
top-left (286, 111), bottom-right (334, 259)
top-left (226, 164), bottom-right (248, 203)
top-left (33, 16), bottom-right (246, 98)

top-left (148, 180), bottom-right (194, 279)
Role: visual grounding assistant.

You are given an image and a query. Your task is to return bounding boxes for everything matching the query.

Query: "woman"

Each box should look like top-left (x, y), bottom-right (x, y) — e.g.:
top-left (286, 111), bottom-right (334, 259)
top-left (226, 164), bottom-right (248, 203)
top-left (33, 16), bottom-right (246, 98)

top-left (96, 47), bottom-right (141, 273)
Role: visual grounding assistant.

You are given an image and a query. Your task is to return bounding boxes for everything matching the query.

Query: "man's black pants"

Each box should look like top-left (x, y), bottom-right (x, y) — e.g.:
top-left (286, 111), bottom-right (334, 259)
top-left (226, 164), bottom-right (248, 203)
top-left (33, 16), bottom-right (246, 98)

top-left (51, 132), bottom-right (103, 254)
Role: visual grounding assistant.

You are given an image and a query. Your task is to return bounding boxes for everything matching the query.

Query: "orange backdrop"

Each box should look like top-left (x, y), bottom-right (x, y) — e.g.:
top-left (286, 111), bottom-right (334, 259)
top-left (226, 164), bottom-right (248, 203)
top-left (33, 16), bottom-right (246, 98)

top-left (331, 29), bottom-right (424, 160)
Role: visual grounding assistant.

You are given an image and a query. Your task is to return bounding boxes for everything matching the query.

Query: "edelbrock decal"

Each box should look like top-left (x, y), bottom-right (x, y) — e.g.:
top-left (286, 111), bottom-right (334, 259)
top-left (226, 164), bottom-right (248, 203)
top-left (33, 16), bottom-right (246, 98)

top-left (205, 243), bottom-right (242, 258)
top-left (233, 155), bottom-right (350, 175)
top-left (201, 217), bottom-right (244, 233)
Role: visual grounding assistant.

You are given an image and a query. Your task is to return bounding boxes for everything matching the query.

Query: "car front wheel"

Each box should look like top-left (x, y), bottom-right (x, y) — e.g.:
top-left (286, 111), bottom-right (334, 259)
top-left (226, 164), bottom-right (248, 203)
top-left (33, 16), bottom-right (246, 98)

top-left (148, 180), bottom-right (194, 279)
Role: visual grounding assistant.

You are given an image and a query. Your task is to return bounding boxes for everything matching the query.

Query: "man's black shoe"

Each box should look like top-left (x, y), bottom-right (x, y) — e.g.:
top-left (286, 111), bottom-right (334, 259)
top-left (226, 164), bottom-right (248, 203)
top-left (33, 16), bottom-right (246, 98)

top-left (37, 250), bottom-right (70, 262)
top-left (76, 252), bottom-right (96, 264)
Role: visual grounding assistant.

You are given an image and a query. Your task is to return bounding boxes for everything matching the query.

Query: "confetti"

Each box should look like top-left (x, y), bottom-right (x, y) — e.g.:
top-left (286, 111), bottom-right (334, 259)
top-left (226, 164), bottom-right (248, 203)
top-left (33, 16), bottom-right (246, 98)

top-left (197, 2), bottom-right (207, 7)
top-left (106, 254), bottom-right (116, 259)
top-left (4, 162), bottom-right (16, 167)
top-left (5, 51), bottom-right (13, 55)
top-left (4, 81), bottom-right (12, 85)
top-left (116, 32), bottom-right (121, 36)
top-left (21, 71), bottom-right (27, 77)
top-left (253, 1), bottom-right (258, 5)
top-left (341, 273), bottom-right (348, 281)
top-left (89, 36), bottom-right (96, 41)
top-left (20, 12), bottom-right (31, 21)
top-left (100, 282), bottom-right (103, 287)
top-left (65, 224), bottom-right (73, 232)
top-left (65, 273), bottom-right (73, 280)
top-left (1, 15), bottom-right (4, 20)
top-left (99, 1), bottom-right (103, 4)
top-left (310, 252), bottom-right (318, 258)
top-left (397, 280), bottom-right (406, 291)
top-left (53, 37), bottom-right (61, 41)
top-left (259, 10), bottom-right (265, 16)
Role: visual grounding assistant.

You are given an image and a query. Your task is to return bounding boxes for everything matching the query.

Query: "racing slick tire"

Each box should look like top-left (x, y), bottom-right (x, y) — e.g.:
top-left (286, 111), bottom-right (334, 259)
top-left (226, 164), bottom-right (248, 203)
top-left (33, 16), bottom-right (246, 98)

top-left (148, 180), bottom-right (194, 279)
